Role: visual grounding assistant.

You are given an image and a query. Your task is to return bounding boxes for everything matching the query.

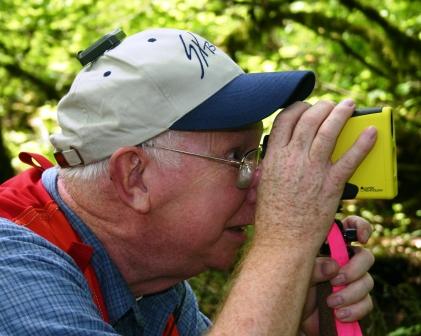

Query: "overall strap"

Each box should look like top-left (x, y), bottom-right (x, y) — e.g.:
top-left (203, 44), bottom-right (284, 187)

top-left (163, 314), bottom-right (180, 336)
top-left (1, 152), bottom-right (110, 322)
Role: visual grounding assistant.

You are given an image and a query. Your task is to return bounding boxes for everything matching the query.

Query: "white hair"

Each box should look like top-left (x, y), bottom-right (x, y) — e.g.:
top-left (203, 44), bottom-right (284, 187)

top-left (59, 130), bottom-right (183, 184)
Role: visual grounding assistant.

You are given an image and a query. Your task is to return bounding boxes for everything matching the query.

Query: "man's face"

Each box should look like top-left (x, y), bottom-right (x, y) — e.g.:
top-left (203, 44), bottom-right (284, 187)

top-left (144, 123), bottom-right (263, 278)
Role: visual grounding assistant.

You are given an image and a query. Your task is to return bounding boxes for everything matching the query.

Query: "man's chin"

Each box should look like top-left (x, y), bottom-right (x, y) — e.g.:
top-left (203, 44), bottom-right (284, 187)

top-left (209, 264), bottom-right (232, 272)
top-left (207, 253), bottom-right (241, 272)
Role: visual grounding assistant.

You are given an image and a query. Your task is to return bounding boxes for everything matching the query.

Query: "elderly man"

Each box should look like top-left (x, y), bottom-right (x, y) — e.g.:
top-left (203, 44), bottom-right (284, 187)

top-left (0, 28), bottom-right (374, 335)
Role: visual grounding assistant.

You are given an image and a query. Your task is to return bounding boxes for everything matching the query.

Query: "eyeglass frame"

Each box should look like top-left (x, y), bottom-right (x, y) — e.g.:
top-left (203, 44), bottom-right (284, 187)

top-left (141, 143), bottom-right (262, 189)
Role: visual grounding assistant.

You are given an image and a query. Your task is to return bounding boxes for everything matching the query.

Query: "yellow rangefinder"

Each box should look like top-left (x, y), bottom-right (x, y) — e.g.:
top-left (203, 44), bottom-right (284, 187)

top-left (332, 107), bottom-right (398, 199)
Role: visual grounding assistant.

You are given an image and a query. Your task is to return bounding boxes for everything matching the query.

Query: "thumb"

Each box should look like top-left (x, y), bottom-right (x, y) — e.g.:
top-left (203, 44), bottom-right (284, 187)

top-left (312, 257), bottom-right (339, 285)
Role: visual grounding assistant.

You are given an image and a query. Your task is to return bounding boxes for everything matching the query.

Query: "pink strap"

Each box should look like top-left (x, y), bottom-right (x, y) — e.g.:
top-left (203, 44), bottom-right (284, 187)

top-left (327, 222), bottom-right (363, 336)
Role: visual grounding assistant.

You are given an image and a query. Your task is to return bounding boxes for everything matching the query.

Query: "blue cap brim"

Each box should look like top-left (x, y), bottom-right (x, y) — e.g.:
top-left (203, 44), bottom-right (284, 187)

top-left (170, 70), bottom-right (315, 130)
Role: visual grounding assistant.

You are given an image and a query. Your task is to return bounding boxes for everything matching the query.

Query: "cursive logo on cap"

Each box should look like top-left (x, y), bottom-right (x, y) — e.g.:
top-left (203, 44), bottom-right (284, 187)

top-left (179, 32), bottom-right (216, 79)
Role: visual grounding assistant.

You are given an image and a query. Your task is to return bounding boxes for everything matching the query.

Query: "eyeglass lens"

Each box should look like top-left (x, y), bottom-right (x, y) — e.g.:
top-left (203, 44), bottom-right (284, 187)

top-left (236, 149), bottom-right (260, 189)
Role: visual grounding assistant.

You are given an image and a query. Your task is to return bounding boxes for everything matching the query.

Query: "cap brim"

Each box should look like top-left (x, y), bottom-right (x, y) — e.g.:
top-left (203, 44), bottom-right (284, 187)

top-left (170, 70), bottom-right (315, 130)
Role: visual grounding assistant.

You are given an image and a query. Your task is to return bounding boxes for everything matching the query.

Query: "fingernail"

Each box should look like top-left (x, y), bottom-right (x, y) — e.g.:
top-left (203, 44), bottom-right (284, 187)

top-left (339, 98), bottom-right (355, 107)
top-left (322, 261), bottom-right (337, 276)
top-left (327, 295), bottom-right (344, 308)
top-left (362, 228), bottom-right (370, 242)
top-left (331, 273), bottom-right (346, 286)
top-left (336, 308), bottom-right (351, 319)
top-left (366, 126), bottom-right (377, 139)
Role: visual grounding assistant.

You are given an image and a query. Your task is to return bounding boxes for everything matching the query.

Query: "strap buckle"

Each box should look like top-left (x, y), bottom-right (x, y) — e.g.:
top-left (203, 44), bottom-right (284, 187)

top-left (54, 148), bottom-right (84, 168)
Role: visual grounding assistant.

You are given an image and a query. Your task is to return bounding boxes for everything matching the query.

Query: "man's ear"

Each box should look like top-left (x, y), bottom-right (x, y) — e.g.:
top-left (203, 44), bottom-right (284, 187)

top-left (109, 147), bottom-right (151, 213)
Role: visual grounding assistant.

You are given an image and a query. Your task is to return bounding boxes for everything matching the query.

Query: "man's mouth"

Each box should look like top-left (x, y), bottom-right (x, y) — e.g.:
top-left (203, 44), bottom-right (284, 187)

top-left (225, 225), bottom-right (249, 243)
top-left (227, 226), bottom-right (247, 233)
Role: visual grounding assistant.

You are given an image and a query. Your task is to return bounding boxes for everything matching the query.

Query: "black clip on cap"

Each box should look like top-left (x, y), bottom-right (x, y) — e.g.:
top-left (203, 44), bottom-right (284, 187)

top-left (76, 28), bottom-right (126, 66)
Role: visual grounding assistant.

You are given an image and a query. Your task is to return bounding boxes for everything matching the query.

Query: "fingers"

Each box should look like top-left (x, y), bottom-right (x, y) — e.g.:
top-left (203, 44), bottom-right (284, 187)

top-left (308, 99), bottom-right (356, 161)
top-left (324, 244), bottom-right (375, 322)
top-left (327, 272), bottom-right (374, 308)
top-left (312, 221), bottom-right (373, 286)
top-left (334, 294), bottom-right (373, 322)
top-left (289, 100), bottom-right (336, 152)
top-left (342, 215), bottom-right (372, 243)
top-left (270, 101), bottom-right (311, 148)
top-left (272, 98), bottom-right (373, 182)
top-left (330, 125), bottom-right (377, 183)
top-left (313, 251), bottom-right (375, 323)
top-left (331, 247), bottom-right (375, 286)
top-left (329, 278), bottom-right (374, 322)
top-left (311, 247), bottom-right (374, 285)
top-left (327, 260), bottom-right (374, 322)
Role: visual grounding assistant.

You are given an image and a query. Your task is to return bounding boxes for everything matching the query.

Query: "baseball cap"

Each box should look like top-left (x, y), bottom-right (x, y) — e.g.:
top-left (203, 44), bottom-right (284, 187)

top-left (50, 28), bottom-right (315, 167)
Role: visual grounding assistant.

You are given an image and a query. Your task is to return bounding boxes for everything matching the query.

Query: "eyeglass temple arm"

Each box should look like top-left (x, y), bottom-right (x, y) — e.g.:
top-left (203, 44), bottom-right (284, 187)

top-left (142, 144), bottom-right (242, 167)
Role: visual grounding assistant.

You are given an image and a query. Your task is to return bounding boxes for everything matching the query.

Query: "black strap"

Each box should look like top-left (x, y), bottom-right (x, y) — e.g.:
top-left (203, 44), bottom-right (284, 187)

top-left (317, 281), bottom-right (338, 336)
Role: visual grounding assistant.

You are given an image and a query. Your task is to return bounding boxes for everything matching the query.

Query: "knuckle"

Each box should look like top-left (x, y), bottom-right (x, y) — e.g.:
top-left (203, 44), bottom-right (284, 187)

top-left (328, 170), bottom-right (348, 189)
top-left (365, 273), bottom-right (375, 291)
top-left (299, 101), bottom-right (312, 109)
top-left (281, 101), bottom-right (310, 116)
top-left (274, 102), bottom-right (308, 125)
top-left (358, 217), bottom-right (370, 226)
top-left (301, 112), bottom-right (319, 126)
top-left (317, 100), bottom-right (336, 110)
top-left (365, 249), bottom-right (375, 267)
top-left (349, 215), bottom-right (369, 226)
top-left (334, 154), bottom-right (359, 180)
top-left (291, 101), bottom-right (311, 108)
top-left (341, 154), bottom-right (356, 171)
top-left (358, 247), bottom-right (375, 268)
top-left (316, 127), bottom-right (336, 143)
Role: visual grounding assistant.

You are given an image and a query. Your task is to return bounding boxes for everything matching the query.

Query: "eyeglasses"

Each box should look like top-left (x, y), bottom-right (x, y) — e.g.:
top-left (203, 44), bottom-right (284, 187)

top-left (142, 143), bottom-right (261, 189)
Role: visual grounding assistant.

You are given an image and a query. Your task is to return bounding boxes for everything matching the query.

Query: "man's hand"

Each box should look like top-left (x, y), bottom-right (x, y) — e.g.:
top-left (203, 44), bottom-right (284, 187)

top-left (300, 216), bottom-right (375, 336)
top-left (256, 100), bottom-right (377, 247)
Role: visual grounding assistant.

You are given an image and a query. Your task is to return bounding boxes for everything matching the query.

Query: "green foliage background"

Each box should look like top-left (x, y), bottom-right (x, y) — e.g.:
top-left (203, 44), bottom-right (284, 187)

top-left (0, 0), bottom-right (419, 334)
